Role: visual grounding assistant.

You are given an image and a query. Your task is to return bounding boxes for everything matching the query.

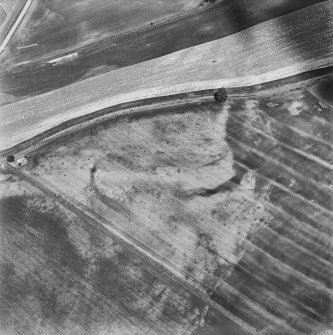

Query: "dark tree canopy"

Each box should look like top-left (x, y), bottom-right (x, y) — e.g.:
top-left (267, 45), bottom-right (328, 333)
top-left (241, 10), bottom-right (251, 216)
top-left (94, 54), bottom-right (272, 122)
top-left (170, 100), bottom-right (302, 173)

top-left (6, 155), bottom-right (15, 163)
top-left (214, 88), bottom-right (228, 103)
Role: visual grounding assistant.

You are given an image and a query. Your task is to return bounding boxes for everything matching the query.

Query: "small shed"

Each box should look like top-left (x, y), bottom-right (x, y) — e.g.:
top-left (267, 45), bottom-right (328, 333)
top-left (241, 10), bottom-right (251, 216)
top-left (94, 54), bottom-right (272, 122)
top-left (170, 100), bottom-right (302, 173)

top-left (7, 156), bottom-right (28, 168)
top-left (16, 157), bottom-right (28, 167)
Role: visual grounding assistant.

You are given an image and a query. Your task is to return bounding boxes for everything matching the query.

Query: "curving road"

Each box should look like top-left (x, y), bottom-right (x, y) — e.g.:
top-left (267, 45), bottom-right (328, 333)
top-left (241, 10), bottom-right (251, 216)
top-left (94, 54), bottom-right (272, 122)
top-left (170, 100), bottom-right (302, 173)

top-left (0, 1), bottom-right (332, 152)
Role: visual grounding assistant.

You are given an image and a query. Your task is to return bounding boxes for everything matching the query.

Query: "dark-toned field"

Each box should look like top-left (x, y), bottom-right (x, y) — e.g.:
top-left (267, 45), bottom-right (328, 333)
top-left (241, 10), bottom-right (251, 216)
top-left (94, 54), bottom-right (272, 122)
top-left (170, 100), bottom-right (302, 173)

top-left (3, 81), bottom-right (331, 334)
top-left (0, 0), bottom-right (325, 102)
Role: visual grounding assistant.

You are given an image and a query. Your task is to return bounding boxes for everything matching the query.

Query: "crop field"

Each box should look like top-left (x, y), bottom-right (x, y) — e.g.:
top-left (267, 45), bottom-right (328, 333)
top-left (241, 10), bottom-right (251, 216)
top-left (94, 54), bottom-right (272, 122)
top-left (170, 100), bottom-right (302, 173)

top-left (15, 84), bottom-right (333, 334)
top-left (0, 172), bottom-right (250, 335)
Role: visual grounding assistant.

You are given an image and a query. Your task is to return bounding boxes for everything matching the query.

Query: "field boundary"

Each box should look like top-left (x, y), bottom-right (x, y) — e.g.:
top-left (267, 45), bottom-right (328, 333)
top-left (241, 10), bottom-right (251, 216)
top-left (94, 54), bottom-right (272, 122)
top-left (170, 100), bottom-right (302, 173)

top-left (1, 1), bottom-right (331, 152)
top-left (1, 66), bottom-right (331, 159)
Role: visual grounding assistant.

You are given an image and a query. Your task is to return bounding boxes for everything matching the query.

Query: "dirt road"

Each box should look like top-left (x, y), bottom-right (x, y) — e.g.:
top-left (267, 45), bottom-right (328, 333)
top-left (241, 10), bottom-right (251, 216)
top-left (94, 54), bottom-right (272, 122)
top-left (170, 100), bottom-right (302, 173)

top-left (0, 2), bottom-right (332, 152)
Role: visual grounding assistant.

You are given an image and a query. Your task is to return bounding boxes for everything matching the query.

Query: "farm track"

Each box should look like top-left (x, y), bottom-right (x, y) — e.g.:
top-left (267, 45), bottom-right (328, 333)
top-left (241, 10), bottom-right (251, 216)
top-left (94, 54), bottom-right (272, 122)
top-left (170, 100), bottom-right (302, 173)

top-left (1, 66), bottom-right (332, 157)
top-left (0, 1), bottom-right (331, 152)
top-left (1, 65), bottom-right (331, 159)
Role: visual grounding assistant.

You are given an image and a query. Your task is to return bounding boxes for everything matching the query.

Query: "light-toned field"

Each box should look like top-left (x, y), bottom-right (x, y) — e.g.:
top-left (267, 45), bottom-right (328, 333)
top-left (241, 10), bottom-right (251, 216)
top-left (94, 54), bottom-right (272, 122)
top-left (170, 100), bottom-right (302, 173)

top-left (16, 86), bottom-right (333, 334)
top-left (0, 1), bottom-right (332, 151)
top-left (28, 102), bottom-right (266, 284)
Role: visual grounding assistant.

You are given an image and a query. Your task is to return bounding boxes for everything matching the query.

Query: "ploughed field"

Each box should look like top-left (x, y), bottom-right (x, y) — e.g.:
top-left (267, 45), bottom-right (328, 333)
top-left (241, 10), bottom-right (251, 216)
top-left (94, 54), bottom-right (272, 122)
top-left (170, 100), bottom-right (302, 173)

top-left (9, 84), bottom-right (332, 334)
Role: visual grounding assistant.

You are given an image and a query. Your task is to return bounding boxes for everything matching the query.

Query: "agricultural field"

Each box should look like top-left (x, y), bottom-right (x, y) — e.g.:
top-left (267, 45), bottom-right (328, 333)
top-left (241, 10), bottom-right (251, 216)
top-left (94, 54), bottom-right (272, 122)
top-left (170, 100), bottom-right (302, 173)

top-left (0, 172), bottom-right (248, 335)
top-left (12, 84), bottom-right (332, 334)
top-left (0, 1), bottom-right (332, 334)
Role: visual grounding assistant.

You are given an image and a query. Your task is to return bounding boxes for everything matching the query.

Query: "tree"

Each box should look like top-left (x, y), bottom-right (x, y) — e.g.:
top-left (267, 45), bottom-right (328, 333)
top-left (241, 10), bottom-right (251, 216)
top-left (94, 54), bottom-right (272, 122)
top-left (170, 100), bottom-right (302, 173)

top-left (214, 88), bottom-right (228, 103)
top-left (6, 154), bottom-right (15, 163)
